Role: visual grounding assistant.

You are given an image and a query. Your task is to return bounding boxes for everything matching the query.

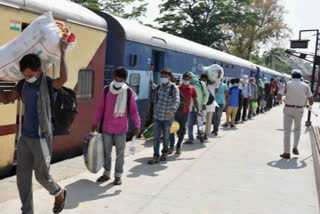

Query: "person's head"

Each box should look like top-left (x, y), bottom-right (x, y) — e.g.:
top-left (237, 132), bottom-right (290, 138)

top-left (249, 77), bottom-right (255, 84)
top-left (19, 54), bottom-right (42, 83)
top-left (168, 72), bottom-right (176, 83)
top-left (270, 78), bottom-right (274, 83)
top-left (291, 69), bottom-right (303, 79)
top-left (160, 68), bottom-right (171, 84)
top-left (200, 74), bottom-right (208, 82)
top-left (233, 78), bottom-right (240, 87)
top-left (182, 72), bottom-right (192, 86)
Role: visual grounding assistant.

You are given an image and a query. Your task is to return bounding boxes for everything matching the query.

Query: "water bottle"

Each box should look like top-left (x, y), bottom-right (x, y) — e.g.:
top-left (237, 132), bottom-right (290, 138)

top-left (129, 136), bottom-right (137, 155)
top-left (198, 113), bottom-right (204, 132)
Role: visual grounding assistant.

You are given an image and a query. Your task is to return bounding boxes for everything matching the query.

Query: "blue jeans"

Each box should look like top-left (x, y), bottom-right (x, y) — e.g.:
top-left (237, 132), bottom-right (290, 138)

top-left (170, 112), bottom-right (189, 149)
top-left (188, 110), bottom-right (201, 141)
top-left (153, 118), bottom-right (173, 157)
top-left (212, 104), bottom-right (224, 133)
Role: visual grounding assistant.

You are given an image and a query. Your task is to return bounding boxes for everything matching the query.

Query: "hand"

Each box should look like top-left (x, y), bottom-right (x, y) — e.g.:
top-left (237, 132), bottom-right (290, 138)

top-left (134, 128), bottom-right (140, 137)
top-left (60, 38), bottom-right (68, 54)
top-left (167, 113), bottom-right (174, 119)
top-left (197, 111), bottom-right (202, 117)
top-left (202, 105), bottom-right (206, 110)
top-left (91, 125), bottom-right (98, 132)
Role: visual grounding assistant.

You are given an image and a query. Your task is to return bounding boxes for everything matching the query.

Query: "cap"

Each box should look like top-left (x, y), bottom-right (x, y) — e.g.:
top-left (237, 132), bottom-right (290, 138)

top-left (291, 69), bottom-right (303, 76)
top-left (243, 75), bottom-right (248, 79)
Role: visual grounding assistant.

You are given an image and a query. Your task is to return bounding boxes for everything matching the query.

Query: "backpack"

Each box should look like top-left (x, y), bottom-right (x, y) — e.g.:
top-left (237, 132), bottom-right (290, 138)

top-left (155, 84), bottom-right (185, 113)
top-left (199, 82), bottom-right (215, 105)
top-left (99, 85), bottom-right (131, 133)
top-left (21, 77), bottom-right (78, 136)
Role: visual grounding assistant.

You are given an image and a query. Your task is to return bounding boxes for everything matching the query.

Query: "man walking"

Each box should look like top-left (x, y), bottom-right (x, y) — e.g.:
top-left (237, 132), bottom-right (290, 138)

top-left (186, 72), bottom-right (209, 143)
top-left (170, 72), bottom-right (200, 154)
top-left (93, 67), bottom-right (141, 185)
top-left (212, 81), bottom-right (229, 136)
top-left (277, 69), bottom-right (313, 159)
top-left (148, 69), bottom-right (180, 163)
top-left (0, 40), bottom-right (68, 214)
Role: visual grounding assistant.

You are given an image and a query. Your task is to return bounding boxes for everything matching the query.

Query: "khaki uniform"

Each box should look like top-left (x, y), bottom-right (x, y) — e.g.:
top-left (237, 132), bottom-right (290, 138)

top-left (278, 79), bottom-right (312, 153)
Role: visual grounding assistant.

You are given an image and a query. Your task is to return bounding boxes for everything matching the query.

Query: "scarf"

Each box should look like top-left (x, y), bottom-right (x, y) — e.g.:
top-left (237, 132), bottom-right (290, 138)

top-left (109, 81), bottom-right (129, 117)
top-left (37, 74), bottom-right (53, 138)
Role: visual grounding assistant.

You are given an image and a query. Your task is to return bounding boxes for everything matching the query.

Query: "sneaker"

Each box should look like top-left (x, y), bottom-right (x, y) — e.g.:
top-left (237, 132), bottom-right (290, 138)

top-left (175, 148), bottom-right (181, 155)
top-left (113, 177), bottom-right (122, 185)
top-left (96, 175), bottom-right (110, 183)
top-left (280, 153), bottom-right (290, 159)
top-left (148, 157), bottom-right (160, 164)
top-left (160, 153), bottom-right (168, 161)
top-left (168, 147), bottom-right (174, 155)
top-left (184, 140), bottom-right (194, 144)
top-left (292, 148), bottom-right (299, 155)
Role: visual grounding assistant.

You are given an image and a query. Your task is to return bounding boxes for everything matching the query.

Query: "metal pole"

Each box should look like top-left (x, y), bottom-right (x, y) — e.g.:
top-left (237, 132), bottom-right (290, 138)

top-left (306, 30), bottom-right (319, 127)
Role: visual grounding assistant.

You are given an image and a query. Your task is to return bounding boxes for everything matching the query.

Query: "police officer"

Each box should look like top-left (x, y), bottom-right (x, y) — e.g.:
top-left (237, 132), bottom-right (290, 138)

top-left (277, 69), bottom-right (313, 159)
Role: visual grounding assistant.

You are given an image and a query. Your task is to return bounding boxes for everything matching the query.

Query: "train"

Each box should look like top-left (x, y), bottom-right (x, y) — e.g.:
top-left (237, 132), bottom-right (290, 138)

top-left (0, 0), bottom-right (290, 178)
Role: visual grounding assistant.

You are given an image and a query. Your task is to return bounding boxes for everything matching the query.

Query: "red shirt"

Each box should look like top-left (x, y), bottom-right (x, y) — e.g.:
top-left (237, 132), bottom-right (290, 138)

top-left (178, 84), bottom-right (197, 114)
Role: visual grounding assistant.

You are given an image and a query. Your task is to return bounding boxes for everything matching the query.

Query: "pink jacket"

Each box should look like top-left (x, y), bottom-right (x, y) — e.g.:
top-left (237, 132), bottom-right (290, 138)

top-left (93, 87), bottom-right (141, 134)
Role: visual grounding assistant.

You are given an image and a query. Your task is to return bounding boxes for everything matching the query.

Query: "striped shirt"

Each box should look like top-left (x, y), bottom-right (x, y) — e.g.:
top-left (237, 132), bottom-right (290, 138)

top-left (153, 83), bottom-right (180, 121)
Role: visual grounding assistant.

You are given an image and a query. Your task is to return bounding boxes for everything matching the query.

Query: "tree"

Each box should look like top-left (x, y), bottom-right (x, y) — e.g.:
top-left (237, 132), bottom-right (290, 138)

top-left (226, 0), bottom-right (290, 60)
top-left (71, 0), bottom-right (148, 19)
top-left (155, 0), bottom-right (258, 50)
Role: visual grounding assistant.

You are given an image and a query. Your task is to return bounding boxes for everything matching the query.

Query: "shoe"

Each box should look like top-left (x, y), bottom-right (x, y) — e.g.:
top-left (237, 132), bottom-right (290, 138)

top-left (235, 121), bottom-right (239, 124)
top-left (96, 175), bottom-right (110, 183)
top-left (168, 147), bottom-right (174, 155)
top-left (223, 123), bottom-right (229, 127)
top-left (175, 148), bottom-right (181, 155)
top-left (280, 153), bottom-right (291, 159)
top-left (242, 119), bottom-right (247, 122)
top-left (204, 135), bottom-right (208, 140)
top-left (113, 177), bottom-right (122, 185)
top-left (213, 132), bottom-right (218, 136)
top-left (148, 157), bottom-right (160, 164)
top-left (292, 148), bottom-right (299, 155)
top-left (160, 153), bottom-right (168, 161)
top-left (53, 189), bottom-right (67, 214)
top-left (184, 140), bottom-right (194, 144)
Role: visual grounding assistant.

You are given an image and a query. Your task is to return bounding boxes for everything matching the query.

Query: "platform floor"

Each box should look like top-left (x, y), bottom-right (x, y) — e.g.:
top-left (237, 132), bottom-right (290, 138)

top-left (0, 104), bottom-right (319, 214)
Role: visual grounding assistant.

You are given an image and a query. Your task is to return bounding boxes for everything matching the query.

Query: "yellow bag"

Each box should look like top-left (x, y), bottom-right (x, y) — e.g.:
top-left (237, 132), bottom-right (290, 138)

top-left (170, 121), bottom-right (180, 134)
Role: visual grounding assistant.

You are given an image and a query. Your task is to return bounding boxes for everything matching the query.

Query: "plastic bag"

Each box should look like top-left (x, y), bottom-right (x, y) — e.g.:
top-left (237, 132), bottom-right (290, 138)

top-left (202, 64), bottom-right (224, 82)
top-left (129, 136), bottom-right (137, 155)
top-left (83, 132), bottom-right (104, 173)
top-left (251, 101), bottom-right (258, 110)
top-left (0, 12), bottom-right (76, 82)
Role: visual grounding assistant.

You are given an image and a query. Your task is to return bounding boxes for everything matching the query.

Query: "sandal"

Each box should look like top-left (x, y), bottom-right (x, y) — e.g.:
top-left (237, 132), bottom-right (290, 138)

top-left (53, 189), bottom-right (67, 214)
top-left (147, 157), bottom-right (160, 164)
top-left (96, 175), bottom-right (110, 183)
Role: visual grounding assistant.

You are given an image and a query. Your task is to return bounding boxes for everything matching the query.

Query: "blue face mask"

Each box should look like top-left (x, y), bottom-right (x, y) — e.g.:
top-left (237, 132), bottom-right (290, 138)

top-left (233, 83), bottom-right (239, 87)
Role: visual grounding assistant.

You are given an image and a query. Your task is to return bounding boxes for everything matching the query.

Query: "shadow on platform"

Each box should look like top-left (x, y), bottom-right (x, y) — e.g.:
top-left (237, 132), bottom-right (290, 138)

top-left (127, 157), bottom-right (168, 178)
top-left (64, 179), bottom-right (121, 209)
top-left (266, 157), bottom-right (307, 170)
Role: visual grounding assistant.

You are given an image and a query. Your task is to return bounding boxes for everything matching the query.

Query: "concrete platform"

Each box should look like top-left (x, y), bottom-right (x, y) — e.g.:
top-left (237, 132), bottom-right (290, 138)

top-left (0, 104), bottom-right (319, 214)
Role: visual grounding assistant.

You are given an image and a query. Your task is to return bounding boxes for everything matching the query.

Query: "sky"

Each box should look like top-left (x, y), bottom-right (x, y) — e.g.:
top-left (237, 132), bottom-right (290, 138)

top-left (138, 0), bottom-right (320, 54)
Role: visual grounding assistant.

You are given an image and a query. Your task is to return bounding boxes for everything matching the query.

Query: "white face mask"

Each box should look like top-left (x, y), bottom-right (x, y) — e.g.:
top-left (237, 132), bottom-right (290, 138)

top-left (26, 76), bottom-right (37, 83)
top-left (182, 80), bottom-right (190, 86)
top-left (113, 80), bottom-right (124, 88)
top-left (161, 78), bottom-right (169, 84)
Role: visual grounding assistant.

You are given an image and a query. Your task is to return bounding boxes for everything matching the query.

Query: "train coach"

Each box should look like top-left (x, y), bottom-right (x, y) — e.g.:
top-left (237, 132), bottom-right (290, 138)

top-left (0, 0), bottom-right (107, 177)
top-left (93, 12), bottom-right (286, 132)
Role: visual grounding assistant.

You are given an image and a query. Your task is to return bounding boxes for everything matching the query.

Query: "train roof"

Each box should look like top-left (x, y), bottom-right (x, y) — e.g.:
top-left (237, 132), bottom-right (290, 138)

top-left (107, 15), bottom-right (257, 71)
top-left (256, 65), bottom-right (283, 77)
top-left (0, 0), bottom-right (107, 31)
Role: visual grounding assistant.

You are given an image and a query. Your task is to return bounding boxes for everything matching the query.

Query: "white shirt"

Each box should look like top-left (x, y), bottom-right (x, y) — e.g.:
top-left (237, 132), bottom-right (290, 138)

top-left (278, 79), bottom-right (312, 106)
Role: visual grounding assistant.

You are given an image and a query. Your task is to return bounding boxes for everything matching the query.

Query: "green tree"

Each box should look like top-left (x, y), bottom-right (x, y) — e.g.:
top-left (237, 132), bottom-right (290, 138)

top-left (71, 0), bottom-right (148, 19)
top-left (227, 0), bottom-right (290, 60)
top-left (155, 0), bottom-right (258, 50)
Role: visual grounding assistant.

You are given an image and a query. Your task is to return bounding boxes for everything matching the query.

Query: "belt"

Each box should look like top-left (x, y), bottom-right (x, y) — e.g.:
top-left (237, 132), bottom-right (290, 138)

top-left (285, 105), bottom-right (304, 109)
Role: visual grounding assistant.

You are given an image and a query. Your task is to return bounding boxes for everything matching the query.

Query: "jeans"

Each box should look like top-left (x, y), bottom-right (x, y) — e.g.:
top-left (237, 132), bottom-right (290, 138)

top-left (188, 110), bottom-right (201, 141)
top-left (170, 112), bottom-right (189, 149)
top-left (212, 104), bottom-right (224, 133)
top-left (102, 132), bottom-right (126, 178)
top-left (153, 118), bottom-right (173, 157)
top-left (236, 98), bottom-right (249, 121)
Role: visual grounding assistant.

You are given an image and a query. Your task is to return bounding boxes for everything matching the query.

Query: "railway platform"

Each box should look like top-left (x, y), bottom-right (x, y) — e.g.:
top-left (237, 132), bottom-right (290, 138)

top-left (0, 104), bottom-right (319, 214)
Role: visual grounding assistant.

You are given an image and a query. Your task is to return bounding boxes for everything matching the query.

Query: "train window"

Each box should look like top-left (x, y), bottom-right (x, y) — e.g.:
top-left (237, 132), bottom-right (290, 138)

top-left (21, 23), bottom-right (29, 32)
top-left (0, 80), bottom-right (16, 104)
top-left (232, 65), bottom-right (234, 69)
top-left (129, 54), bottom-right (137, 67)
top-left (77, 69), bottom-right (94, 100)
top-left (225, 64), bottom-right (229, 68)
top-left (129, 73), bottom-right (140, 96)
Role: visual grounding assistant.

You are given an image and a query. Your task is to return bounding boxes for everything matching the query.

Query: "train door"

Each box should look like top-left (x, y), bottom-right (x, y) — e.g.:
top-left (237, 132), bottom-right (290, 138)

top-left (255, 66), bottom-right (261, 81)
top-left (152, 50), bottom-right (165, 84)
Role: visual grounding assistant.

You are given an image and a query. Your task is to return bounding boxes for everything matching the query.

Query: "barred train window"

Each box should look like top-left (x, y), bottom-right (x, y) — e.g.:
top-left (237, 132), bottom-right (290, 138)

top-left (129, 74), bottom-right (140, 96)
top-left (77, 69), bottom-right (94, 99)
top-left (0, 80), bottom-right (15, 104)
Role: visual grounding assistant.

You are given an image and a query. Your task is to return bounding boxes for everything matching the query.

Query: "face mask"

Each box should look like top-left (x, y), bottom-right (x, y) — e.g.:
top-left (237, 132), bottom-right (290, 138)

top-left (161, 78), bottom-right (169, 84)
top-left (26, 76), bottom-right (37, 83)
top-left (233, 83), bottom-right (239, 87)
top-left (182, 80), bottom-right (190, 85)
top-left (113, 80), bottom-right (124, 88)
